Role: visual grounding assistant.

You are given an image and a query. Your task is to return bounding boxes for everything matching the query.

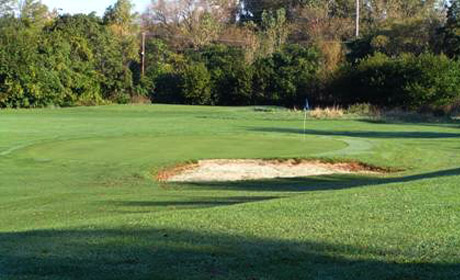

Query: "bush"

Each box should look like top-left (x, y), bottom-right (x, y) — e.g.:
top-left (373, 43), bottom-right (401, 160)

top-left (347, 103), bottom-right (380, 116)
top-left (0, 14), bottom-right (133, 108)
top-left (198, 45), bottom-right (253, 105)
top-left (253, 44), bottom-right (321, 107)
top-left (333, 53), bottom-right (460, 109)
top-left (180, 63), bottom-right (212, 105)
top-left (346, 18), bottom-right (440, 61)
top-left (153, 61), bottom-right (211, 105)
top-left (153, 73), bottom-right (183, 104)
top-left (151, 44), bottom-right (321, 107)
top-left (404, 54), bottom-right (460, 108)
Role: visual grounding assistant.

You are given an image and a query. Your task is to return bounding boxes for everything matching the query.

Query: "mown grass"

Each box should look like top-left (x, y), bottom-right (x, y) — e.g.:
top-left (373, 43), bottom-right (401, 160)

top-left (0, 105), bottom-right (459, 279)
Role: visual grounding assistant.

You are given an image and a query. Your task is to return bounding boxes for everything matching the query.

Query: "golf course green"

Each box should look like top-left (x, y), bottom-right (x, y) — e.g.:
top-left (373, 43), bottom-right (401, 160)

top-left (0, 105), bottom-right (459, 279)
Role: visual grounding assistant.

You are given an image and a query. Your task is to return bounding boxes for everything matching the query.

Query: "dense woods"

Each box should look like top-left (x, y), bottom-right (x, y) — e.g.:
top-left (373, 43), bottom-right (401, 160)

top-left (0, 0), bottom-right (459, 112)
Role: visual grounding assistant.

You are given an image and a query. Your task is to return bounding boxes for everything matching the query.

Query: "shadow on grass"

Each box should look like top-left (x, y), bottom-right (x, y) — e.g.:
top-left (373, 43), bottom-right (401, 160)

top-left (0, 228), bottom-right (458, 279)
top-left (117, 196), bottom-right (278, 207)
top-left (184, 168), bottom-right (460, 193)
top-left (250, 127), bottom-right (460, 139)
top-left (111, 168), bottom-right (460, 215)
top-left (358, 119), bottom-right (460, 128)
top-left (110, 196), bottom-right (280, 214)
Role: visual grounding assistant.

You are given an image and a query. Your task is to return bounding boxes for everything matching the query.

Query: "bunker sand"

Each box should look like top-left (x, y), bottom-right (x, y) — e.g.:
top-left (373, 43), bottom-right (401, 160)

top-left (159, 159), bottom-right (385, 182)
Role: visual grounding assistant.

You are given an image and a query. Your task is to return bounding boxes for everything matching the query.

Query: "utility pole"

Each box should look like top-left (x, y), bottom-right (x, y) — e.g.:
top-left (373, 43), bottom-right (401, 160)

top-left (355, 0), bottom-right (360, 37)
top-left (141, 32), bottom-right (146, 76)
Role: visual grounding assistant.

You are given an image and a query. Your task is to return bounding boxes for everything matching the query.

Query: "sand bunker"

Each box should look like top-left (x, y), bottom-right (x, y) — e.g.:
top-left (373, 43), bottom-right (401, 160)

top-left (158, 159), bottom-right (384, 182)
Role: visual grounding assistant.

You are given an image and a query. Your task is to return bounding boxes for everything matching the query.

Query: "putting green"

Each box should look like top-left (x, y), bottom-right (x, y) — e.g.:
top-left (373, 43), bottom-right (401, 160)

top-left (15, 135), bottom-right (348, 166)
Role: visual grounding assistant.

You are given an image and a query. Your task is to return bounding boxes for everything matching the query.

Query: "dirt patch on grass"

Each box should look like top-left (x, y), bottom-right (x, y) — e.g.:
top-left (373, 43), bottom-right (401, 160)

top-left (157, 159), bottom-right (389, 183)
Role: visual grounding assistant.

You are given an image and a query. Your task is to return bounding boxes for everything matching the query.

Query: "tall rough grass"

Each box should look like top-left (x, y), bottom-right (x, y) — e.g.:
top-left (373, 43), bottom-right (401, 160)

top-left (309, 106), bottom-right (344, 119)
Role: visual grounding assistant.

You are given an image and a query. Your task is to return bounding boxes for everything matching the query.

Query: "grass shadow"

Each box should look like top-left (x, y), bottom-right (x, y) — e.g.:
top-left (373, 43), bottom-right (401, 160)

top-left (183, 168), bottom-right (460, 193)
top-left (358, 118), bottom-right (460, 128)
top-left (0, 228), bottom-right (458, 279)
top-left (250, 127), bottom-right (460, 139)
top-left (110, 196), bottom-right (279, 214)
top-left (106, 168), bottom-right (460, 217)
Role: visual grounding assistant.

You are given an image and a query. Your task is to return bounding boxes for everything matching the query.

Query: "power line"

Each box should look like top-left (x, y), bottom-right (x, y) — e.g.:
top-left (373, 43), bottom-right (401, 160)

top-left (142, 31), bottom-right (248, 44)
top-left (140, 31), bottom-right (249, 75)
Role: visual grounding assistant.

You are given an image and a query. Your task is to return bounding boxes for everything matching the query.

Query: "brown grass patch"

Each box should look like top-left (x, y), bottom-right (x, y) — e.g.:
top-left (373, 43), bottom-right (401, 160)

top-left (156, 161), bottom-right (199, 182)
top-left (309, 107), bottom-right (344, 119)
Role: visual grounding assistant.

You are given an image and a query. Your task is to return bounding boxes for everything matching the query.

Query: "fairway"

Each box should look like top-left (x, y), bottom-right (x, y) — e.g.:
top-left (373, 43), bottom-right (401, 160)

top-left (1, 105), bottom-right (459, 279)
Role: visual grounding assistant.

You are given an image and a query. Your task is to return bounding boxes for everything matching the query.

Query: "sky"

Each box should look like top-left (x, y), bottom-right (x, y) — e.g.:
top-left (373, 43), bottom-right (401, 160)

top-left (42, 0), bottom-right (152, 16)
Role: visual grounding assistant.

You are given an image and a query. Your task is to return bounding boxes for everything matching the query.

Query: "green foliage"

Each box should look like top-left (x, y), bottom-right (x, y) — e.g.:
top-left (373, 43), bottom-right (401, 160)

top-left (347, 18), bottom-right (440, 61)
top-left (259, 8), bottom-right (288, 56)
top-left (199, 45), bottom-right (253, 105)
top-left (18, 0), bottom-right (49, 28)
top-left (103, 0), bottom-right (139, 64)
top-left (1, 0), bottom-right (459, 110)
top-left (180, 62), bottom-right (212, 105)
top-left (333, 52), bottom-right (460, 109)
top-left (0, 18), bottom-right (71, 108)
top-left (254, 44), bottom-right (321, 106)
top-left (146, 40), bottom-right (188, 104)
top-left (151, 43), bottom-right (320, 107)
top-left (347, 103), bottom-right (380, 115)
top-left (47, 14), bottom-right (114, 103)
top-left (240, 0), bottom-right (337, 22)
top-left (103, 0), bottom-right (135, 25)
top-left (154, 73), bottom-right (183, 104)
top-left (404, 53), bottom-right (460, 108)
top-left (0, 12), bottom-right (136, 108)
top-left (439, 0), bottom-right (460, 58)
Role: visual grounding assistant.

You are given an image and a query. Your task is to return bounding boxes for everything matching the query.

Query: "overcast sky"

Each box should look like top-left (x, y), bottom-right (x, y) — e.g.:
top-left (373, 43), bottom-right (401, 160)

top-left (42, 0), bottom-right (152, 15)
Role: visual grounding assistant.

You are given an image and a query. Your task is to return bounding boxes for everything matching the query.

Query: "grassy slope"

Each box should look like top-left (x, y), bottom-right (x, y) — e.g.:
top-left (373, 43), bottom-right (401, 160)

top-left (0, 105), bottom-right (459, 279)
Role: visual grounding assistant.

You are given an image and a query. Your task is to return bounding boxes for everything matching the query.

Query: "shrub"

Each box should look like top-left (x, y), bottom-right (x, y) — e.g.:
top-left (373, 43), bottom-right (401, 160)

top-left (0, 14), bottom-right (132, 108)
top-left (404, 54), bottom-right (460, 108)
top-left (153, 73), bottom-right (183, 104)
top-left (333, 53), bottom-right (460, 109)
top-left (215, 64), bottom-right (253, 106)
top-left (346, 18), bottom-right (440, 61)
top-left (253, 44), bottom-right (321, 107)
top-left (180, 63), bottom-right (212, 105)
top-left (198, 45), bottom-right (253, 105)
top-left (347, 103), bottom-right (380, 116)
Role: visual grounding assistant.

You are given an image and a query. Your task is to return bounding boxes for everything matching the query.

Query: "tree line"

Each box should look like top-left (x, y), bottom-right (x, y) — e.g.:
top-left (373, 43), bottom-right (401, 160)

top-left (0, 0), bottom-right (459, 111)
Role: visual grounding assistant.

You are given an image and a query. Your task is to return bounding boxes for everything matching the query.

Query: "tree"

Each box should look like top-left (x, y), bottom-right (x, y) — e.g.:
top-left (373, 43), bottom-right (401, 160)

top-left (291, 2), bottom-right (354, 42)
top-left (253, 44), bottom-right (321, 106)
top-left (198, 45), bottom-right (253, 105)
top-left (441, 0), bottom-right (460, 57)
top-left (362, 0), bottom-right (440, 26)
top-left (0, 0), bottom-right (50, 25)
top-left (259, 8), bottom-right (289, 56)
top-left (50, 13), bottom-right (135, 101)
top-left (17, 0), bottom-right (50, 28)
top-left (103, 0), bottom-right (139, 65)
top-left (332, 52), bottom-right (460, 108)
top-left (239, 0), bottom-right (315, 22)
top-left (145, 0), bottom-right (236, 49)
